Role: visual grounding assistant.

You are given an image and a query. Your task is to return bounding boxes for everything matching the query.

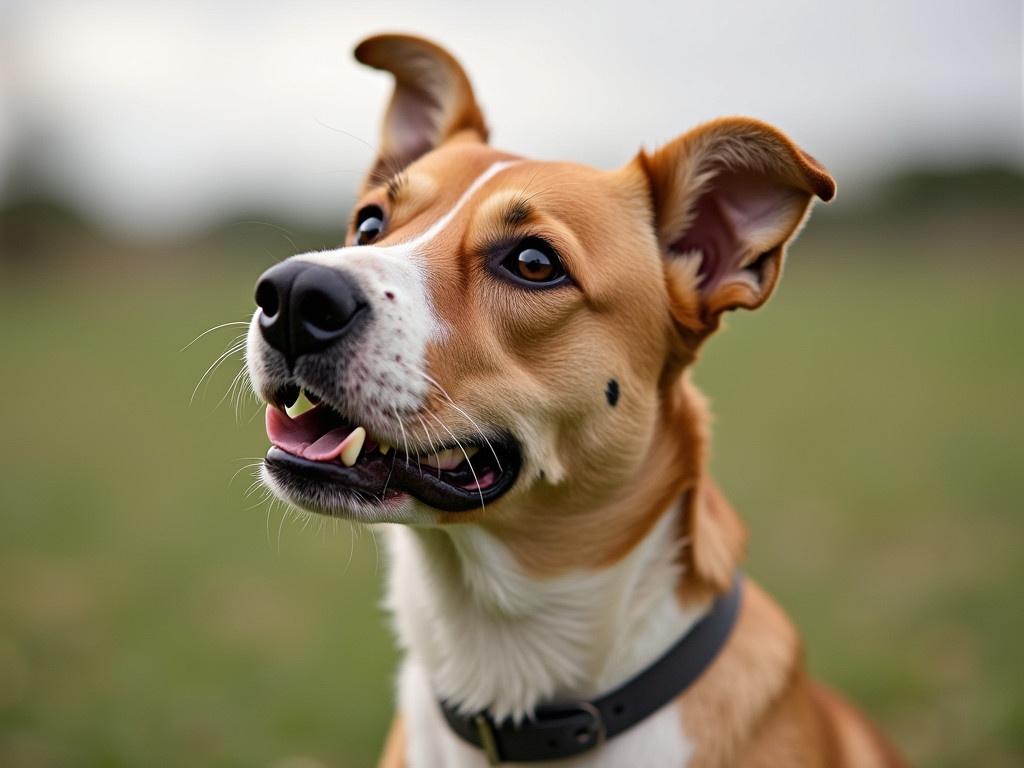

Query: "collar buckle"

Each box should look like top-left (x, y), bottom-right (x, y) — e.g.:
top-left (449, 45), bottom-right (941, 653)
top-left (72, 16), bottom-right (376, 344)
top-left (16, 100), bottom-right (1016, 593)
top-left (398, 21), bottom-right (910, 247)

top-left (572, 701), bottom-right (606, 750)
top-left (474, 703), bottom-right (605, 765)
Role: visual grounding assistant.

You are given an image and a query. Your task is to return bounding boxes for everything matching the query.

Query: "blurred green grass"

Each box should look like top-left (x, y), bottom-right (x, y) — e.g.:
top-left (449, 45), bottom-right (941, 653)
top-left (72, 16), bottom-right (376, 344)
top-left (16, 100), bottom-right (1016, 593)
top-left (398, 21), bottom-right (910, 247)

top-left (0, 243), bottom-right (1021, 767)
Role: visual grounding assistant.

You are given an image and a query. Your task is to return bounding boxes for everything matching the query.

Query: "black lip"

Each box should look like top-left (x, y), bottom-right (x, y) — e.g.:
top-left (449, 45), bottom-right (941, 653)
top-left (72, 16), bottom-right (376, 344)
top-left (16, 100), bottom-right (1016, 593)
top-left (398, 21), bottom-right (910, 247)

top-left (264, 438), bottom-right (521, 513)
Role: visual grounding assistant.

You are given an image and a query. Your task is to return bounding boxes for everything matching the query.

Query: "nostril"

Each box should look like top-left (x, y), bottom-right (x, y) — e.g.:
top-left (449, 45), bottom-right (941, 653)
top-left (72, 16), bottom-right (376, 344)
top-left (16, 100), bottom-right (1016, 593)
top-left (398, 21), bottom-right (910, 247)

top-left (255, 279), bottom-right (280, 317)
top-left (257, 263), bottom-right (363, 360)
top-left (299, 290), bottom-right (348, 332)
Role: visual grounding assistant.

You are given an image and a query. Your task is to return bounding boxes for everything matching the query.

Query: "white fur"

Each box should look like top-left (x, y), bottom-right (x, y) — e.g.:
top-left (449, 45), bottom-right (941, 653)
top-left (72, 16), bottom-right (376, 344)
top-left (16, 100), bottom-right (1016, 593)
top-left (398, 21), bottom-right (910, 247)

top-left (247, 161), bottom-right (520, 444)
top-left (386, 502), bottom-right (705, 766)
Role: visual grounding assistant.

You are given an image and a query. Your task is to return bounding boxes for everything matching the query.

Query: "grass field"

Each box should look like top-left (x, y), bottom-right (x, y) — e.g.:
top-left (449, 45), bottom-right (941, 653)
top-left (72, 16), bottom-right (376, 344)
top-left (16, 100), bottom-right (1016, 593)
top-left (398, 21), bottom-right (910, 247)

top-left (0, 238), bottom-right (1021, 767)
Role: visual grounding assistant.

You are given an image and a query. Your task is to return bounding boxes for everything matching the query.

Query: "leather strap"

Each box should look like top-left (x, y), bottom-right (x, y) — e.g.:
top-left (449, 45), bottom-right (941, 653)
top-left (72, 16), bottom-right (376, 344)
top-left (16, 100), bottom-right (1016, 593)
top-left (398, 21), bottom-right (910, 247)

top-left (439, 575), bottom-right (743, 764)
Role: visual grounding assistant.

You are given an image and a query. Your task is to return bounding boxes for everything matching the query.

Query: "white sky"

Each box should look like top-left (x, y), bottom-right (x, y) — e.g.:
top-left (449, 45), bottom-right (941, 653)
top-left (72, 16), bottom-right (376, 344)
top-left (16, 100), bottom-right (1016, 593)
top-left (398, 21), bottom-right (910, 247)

top-left (1, 0), bottom-right (1021, 238)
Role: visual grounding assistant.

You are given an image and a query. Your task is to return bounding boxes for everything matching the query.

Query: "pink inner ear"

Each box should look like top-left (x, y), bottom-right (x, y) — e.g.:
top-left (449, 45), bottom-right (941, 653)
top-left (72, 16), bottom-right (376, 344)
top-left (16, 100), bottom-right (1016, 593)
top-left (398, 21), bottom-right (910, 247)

top-left (670, 171), bottom-right (801, 293)
top-left (388, 88), bottom-right (442, 166)
top-left (671, 190), bottom-right (737, 292)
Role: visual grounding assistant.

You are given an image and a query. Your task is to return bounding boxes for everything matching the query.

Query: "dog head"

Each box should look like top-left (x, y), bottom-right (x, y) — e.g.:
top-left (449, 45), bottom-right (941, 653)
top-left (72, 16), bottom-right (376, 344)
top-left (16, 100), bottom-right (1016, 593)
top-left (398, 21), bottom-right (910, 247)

top-left (246, 34), bottom-right (834, 582)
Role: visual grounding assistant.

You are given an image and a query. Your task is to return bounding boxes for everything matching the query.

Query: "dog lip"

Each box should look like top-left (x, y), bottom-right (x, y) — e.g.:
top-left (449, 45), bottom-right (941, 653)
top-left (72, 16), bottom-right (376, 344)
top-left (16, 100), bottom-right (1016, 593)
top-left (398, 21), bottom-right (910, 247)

top-left (263, 435), bottom-right (521, 513)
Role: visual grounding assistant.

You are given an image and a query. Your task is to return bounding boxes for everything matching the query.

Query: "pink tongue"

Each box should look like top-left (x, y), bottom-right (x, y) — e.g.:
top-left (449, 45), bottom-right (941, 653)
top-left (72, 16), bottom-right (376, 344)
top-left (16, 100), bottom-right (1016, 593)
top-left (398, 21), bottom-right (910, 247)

top-left (303, 428), bottom-right (355, 461)
top-left (265, 407), bottom-right (354, 462)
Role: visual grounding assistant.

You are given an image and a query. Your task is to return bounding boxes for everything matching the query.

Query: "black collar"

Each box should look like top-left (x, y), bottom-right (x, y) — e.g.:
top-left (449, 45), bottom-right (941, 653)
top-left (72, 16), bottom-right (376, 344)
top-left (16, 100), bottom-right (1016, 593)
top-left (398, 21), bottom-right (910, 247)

top-left (438, 574), bottom-right (743, 765)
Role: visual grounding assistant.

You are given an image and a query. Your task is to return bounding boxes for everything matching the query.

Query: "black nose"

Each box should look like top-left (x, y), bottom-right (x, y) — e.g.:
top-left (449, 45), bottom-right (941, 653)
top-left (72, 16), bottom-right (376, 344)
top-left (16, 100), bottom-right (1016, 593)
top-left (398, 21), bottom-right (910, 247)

top-left (254, 261), bottom-right (365, 363)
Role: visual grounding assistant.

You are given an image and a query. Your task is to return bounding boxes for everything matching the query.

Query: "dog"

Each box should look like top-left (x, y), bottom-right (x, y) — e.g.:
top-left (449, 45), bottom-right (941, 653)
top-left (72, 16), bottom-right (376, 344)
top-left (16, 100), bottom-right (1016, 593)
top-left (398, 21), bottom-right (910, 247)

top-left (245, 33), bottom-right (905, 768)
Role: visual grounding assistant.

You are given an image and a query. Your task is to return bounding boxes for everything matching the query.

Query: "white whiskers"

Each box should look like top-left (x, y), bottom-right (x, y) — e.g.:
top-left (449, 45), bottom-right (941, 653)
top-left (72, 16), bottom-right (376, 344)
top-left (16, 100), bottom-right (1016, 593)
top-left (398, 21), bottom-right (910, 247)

top-left (425, 410), bottom-right (487, 511)
top-left (401, 361), bottom-right (504, 473)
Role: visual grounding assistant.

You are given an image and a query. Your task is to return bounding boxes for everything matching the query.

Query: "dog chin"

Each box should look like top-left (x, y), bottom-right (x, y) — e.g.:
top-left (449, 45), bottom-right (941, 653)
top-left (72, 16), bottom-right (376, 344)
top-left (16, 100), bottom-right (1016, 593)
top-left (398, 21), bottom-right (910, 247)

top-left (260, 464), bottom-right (423, 524)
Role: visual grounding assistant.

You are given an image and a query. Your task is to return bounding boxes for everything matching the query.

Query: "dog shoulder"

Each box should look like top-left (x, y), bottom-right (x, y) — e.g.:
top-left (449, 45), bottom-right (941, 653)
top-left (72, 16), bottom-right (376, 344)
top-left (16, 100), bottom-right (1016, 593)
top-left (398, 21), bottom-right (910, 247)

top-left (680, 580), bottom-right (905, 767)
top-left (679, 579), bottom-right (805, 765)
top-left (806, 683), bottom-right (910, 768)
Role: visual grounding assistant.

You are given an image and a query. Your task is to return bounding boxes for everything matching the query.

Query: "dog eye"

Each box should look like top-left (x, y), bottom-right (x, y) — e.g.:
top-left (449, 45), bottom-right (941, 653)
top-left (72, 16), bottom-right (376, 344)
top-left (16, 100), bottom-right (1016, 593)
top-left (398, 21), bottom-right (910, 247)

top-left (498, 239), bottom-right (568, 287)
top-left (355, 205), bottom-right (385, 245)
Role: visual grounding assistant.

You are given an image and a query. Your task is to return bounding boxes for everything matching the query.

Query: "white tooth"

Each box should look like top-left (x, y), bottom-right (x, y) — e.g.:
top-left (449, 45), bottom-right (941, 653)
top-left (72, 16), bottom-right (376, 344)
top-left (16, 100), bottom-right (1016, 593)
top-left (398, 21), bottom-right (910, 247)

top-left (379, 442), bottom-right (392, 455)
top-left (421, 447), bottom-right (476, 470)
top-left (340, 427), bottom-right (367, 467)
top-left (418, 451), bottom-right (441, 469)
top-left (286, 391), bottom-right (316, 418)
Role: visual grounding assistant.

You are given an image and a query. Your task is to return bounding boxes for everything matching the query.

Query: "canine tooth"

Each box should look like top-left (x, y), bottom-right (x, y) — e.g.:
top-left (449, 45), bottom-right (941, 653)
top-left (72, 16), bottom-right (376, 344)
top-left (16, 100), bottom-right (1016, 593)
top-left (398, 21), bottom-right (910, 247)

top-left (340, 427), bottom-right (367, 467)
top-left (379, 442), bottom-right (392, 455)
top-left (286, 391), bottom-right (316, 418)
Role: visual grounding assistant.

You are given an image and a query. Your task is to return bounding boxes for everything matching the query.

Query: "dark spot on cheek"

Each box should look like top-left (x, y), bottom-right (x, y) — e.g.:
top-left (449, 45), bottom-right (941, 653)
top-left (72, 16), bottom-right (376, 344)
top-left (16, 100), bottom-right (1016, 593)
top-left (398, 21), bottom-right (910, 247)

top-left (605, 379), bottom-right (619, 407)
top-left (385, 291), bottom-right (395, 300)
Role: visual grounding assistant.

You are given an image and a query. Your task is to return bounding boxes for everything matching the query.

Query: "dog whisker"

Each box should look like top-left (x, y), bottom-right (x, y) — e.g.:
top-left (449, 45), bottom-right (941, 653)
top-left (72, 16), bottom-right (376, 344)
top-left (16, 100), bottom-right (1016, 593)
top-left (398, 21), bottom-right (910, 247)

top-left (242, 478), bottom-right (265, 499)
top-left (246, 486), bottom-right (274, 512)
top-left (180, 319), bottom-right (250, 352)
top-left (426, 410), bottom-right (487, 512)
top-left (402, 361), bottom-right (505, 473)
top-left (235, 219), bottom-right (300, 252)
top-left (393, 406), bottom-right (412, 469)
top-left (216, 362), bottom-right (250, 416)
top-left (380, 447), bottom-right (398, 501)
top-left (190, 337), bottom-right (247, 406)
top-left (231, 461), bottom-right (265, 486)
top-left (231, 364), bottom-right (261, 424)
top-left (416, 414), bottom-right (443, 478)
top-left (343, 519), bottom-right (357, 574)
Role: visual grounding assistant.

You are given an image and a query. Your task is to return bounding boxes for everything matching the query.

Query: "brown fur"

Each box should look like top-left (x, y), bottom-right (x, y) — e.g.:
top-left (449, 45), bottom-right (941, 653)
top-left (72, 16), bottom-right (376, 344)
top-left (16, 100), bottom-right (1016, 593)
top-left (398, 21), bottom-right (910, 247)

top-left (350, 34), bottom-right (903, 767)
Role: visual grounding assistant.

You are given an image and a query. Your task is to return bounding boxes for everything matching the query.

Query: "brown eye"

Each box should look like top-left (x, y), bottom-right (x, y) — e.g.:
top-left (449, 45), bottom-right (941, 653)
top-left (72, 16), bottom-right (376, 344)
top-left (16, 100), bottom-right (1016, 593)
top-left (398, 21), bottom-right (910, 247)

top-left (516, 248), bottom-right (553, 281)
top-left (498, 239), bottom-right (568, 287)
top-left (354, 205), bottom-right (385, 245)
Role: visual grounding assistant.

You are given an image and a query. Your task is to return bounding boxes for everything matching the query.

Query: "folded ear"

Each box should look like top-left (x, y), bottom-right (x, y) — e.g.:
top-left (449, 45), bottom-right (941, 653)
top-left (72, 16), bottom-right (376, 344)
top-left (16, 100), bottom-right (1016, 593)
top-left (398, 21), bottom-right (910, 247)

top-left (636, 118), bottom-right (835, 341)
top-left (354, 34), bottom-right (488, 185)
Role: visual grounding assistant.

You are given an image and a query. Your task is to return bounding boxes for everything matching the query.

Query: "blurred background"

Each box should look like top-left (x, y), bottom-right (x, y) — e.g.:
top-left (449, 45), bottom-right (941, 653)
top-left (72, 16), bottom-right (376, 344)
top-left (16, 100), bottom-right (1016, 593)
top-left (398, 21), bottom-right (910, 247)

top-left (0, 1), bottom-right (1021, 766)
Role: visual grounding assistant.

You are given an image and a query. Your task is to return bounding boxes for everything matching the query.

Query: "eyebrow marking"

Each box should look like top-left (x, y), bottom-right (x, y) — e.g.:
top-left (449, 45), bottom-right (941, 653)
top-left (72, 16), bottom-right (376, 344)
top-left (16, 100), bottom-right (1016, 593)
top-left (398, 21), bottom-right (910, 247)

top-left (502, 197), bottom-right (534, 226)
top-left (388, 160), bottom-right (521, 254)
top-left (328, 161), bottom-right (522, 263)
top-left (386, 171), bottom-right (408, 203)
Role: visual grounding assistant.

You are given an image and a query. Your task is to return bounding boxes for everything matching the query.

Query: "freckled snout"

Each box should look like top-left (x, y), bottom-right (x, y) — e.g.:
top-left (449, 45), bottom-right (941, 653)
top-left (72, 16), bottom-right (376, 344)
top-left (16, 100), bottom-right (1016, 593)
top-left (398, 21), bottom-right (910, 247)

top-left (254, 261), bottom-right (367, 364)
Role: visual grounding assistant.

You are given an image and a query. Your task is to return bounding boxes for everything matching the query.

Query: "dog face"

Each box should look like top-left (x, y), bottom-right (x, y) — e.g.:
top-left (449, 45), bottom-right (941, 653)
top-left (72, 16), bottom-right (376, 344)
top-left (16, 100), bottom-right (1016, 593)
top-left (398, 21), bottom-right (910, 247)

top-left (246, 35), bottom-right (834, 568)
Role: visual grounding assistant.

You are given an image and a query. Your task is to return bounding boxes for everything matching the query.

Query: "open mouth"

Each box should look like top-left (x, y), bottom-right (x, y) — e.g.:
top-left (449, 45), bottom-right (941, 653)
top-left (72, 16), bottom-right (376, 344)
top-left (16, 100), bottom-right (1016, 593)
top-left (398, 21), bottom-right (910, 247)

top-left (262, 390), bottom-right (520, 513)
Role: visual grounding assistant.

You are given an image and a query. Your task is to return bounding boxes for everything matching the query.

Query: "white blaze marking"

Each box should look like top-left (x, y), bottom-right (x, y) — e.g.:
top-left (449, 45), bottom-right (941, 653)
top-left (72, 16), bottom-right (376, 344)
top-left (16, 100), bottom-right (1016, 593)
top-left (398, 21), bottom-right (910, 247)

top-left (381, 159), bottom-right (520, 258)
top-left (258, 159), bottom-right (523, 431)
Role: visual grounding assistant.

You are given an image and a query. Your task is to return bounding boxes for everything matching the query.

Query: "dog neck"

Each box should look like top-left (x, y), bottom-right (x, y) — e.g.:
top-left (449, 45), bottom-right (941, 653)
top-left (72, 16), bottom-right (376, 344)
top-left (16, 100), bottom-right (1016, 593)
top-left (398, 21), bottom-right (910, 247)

top-left (384, 380), bottom-right (715, 722)
top-left (385, 500), bottom-right (708, 722)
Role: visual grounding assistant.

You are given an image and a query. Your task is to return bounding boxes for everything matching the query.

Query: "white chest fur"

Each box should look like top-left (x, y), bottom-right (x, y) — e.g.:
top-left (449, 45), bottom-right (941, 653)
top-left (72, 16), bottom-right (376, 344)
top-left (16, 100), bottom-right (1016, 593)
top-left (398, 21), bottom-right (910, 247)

top-left (384, 506), bottom-right (706, 766)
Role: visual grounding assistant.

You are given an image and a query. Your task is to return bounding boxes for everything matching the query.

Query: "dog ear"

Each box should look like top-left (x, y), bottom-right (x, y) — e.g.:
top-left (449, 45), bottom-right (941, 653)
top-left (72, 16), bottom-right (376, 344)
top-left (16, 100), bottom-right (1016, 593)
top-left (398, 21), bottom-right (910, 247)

top-left (685, 480), bottom-right (747, 595)
top-left (354, 34), bottom-right (489, 185)
top-left (636, 118), bottom-right (835, 342)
